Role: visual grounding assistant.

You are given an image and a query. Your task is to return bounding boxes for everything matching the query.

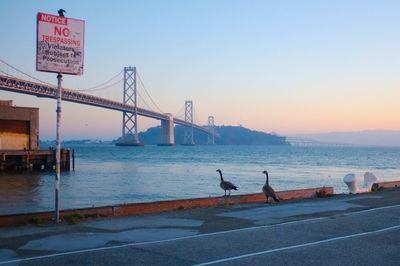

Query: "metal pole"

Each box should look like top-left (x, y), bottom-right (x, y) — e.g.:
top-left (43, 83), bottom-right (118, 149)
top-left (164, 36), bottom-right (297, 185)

top-left (55, 72), bottom-right (62, 223)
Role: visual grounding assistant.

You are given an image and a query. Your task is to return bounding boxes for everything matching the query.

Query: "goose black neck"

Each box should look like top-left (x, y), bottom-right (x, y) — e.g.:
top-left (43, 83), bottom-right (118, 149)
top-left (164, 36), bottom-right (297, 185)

top-left (218, 171), bottom-right (224, 181)
top-left (265, 172), bottom-right (269, 185)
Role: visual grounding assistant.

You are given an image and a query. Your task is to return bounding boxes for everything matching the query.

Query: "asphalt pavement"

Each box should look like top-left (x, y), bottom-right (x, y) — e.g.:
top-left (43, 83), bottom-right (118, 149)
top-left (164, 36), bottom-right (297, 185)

top-left (0, 188), bottom-right (399, 265)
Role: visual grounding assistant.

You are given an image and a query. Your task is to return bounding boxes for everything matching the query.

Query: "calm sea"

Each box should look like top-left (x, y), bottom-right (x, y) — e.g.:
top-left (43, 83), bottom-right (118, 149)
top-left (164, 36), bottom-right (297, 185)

top-left (0, 144), bottom-right (399, 215)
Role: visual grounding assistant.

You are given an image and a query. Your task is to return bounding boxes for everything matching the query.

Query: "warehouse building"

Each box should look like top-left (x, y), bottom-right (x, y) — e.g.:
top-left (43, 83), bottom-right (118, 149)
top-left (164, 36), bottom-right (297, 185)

top-left (0, 100), bottom-right (39, 150)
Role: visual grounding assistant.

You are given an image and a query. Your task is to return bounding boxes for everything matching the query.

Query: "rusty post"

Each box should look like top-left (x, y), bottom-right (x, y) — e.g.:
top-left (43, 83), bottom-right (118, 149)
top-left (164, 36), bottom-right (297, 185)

top-left (72, 149), bottom-right (75, 171)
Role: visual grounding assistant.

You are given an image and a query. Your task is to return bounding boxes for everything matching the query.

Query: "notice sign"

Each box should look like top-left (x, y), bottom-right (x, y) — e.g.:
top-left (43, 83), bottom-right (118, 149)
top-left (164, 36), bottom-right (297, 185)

top-left (36, 12), bottom-right (85, 75)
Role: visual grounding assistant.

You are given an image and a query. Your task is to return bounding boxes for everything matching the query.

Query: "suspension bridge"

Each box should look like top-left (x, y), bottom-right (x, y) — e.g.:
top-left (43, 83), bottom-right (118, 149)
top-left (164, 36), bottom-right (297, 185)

top-left (0, 60), bottom-right (216, 146)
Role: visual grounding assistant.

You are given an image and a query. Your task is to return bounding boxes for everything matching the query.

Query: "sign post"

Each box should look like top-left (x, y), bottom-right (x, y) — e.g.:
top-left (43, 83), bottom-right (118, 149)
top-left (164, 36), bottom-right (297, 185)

top-left (36, 11), bottom-right (85, 223)
top-left (55, 72), bottom-right (62, 223)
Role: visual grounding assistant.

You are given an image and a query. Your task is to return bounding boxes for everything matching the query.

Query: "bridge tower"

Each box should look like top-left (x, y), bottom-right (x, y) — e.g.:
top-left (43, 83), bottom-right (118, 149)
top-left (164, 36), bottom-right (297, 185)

top-left (116, 67), bottom-right (143, 146)
top-left (182, 100), bottom-right (195, 145)
top-left (207, 116), bottom-right (215, 145)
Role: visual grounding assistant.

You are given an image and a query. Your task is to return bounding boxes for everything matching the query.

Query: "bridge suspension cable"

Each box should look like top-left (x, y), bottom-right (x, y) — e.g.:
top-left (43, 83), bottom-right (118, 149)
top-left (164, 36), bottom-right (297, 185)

top-left (0, 58), bottom-right (52, 86)
top-left (74, 70), bottom-right (123, 92)
top-left (0, 60), bottom-right (168, 120)
top-left (193, 108), bottom-right (203, 126)
top-left (0, 69), bottom-right (18, 80)
top-left (174, 104), bottom-right (185, 118)
top-left (0, 59), bottom-right (124, 95)
top-left (136, 71), bottom-right (164, 114)
top-left (136, 90), bottom-right (157, 111)
top-left (76, 78), bottom-right (123, 93)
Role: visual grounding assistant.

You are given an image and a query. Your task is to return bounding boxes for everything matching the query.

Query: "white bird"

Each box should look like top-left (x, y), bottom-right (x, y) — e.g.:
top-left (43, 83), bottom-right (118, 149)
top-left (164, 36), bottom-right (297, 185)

top-left (216, 169), bottom-right (238, 197)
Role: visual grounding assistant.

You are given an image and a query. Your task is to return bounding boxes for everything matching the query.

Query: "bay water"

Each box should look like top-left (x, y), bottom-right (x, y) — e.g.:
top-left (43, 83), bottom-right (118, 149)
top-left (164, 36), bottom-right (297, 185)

top-left (1, 144), bottom-right (399, 215)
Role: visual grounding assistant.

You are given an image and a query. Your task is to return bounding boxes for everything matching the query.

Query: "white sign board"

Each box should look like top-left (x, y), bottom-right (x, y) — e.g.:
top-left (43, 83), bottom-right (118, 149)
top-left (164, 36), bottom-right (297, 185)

top-left (36, 12), bottom-right (85, 75)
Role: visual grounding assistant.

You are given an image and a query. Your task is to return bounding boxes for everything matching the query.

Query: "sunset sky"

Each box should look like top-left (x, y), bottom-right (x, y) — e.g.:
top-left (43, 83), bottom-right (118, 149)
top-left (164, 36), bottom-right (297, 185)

top-left (1, 0), bottom-right (399, 140)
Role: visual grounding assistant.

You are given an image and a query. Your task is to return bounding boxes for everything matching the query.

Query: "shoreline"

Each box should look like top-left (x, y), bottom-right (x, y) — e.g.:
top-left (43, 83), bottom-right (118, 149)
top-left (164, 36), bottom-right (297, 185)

top-left (1, 180), bottom-right (398, 228)
top-left (1, 186), bottom-right (331, 227)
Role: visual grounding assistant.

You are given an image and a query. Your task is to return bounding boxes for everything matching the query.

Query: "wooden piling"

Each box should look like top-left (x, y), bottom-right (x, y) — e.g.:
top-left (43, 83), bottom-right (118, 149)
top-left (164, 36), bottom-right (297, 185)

top-left (72, 148), bottom-right (75, 171)
top-left (0, 149), bottom-right (71, 172)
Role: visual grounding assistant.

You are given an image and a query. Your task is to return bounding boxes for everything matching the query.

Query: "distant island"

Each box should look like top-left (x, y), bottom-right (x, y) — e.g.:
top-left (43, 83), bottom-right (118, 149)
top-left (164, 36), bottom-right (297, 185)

top-left (40, 139), bottom-right (109, 147)
top-left (135, 125), bottom-right (289, 145)
top-left (40, 125), bottom-right (289, 146)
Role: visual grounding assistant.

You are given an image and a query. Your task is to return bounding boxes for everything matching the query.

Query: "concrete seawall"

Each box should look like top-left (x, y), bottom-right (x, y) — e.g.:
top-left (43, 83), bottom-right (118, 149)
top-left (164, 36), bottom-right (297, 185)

top-left (0, 186), bottom-right (332, 227)
top-left (0, 180), bottom-right (398, 228)
top-left (377, 180), bottom-right (400, 189)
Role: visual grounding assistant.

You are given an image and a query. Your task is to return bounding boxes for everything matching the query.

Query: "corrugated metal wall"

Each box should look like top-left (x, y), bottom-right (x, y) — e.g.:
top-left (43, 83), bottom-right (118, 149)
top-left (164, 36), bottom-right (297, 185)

top-left (0, 119), bottom-right (30, 150)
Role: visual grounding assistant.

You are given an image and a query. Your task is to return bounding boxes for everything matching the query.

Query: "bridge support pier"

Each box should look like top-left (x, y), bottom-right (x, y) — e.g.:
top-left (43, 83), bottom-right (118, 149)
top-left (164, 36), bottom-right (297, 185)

top-left (158, 114), bottom-right (174, 146)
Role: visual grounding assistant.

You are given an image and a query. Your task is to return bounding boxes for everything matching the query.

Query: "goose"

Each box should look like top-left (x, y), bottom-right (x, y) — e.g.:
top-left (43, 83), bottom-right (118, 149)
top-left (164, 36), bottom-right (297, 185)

top-left (216, 169), bottom-right (238, 196)
top-left (262, 170), bottom-right (279, 203)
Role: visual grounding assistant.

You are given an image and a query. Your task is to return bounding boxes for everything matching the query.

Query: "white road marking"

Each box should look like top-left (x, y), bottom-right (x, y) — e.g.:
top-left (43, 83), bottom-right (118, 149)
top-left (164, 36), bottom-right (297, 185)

top-left (1, 203), bottom-right (400, 265)
top-left (194, 224), bottom-right (400, 265)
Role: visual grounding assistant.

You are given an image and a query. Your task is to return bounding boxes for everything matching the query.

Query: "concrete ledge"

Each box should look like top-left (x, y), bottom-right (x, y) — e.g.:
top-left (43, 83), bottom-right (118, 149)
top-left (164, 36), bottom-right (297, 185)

top-left (378, 180), bottom-right (400, 189)
top-left (0, 186), bottom-right (332, 228)
top-left (113, 187), bottom-right (333, 216)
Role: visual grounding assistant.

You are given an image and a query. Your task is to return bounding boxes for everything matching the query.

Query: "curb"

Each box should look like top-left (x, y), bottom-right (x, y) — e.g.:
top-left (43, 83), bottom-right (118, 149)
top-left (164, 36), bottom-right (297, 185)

top-left (0, 186), bottom-right (332, 227)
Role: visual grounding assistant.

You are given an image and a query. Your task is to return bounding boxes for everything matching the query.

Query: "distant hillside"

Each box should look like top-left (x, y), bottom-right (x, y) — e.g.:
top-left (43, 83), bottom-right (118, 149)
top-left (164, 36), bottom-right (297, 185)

top-left (137, 125), bottom-right (288, 145)
top-left (292, 130), bottom-right (400, 147)
top-left (40, 139), bottom-right (109, 147)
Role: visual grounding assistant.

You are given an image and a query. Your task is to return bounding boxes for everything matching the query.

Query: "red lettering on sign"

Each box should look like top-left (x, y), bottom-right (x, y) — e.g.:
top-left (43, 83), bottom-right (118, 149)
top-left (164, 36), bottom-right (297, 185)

top-left (38, 13), bottom-right (67, 25)
top-left (54, 26), bottom-right (70, 37)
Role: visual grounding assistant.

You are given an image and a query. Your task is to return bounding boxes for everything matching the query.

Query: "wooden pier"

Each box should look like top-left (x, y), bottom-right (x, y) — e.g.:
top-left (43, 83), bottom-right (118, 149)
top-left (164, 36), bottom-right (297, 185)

top-left (0, 149), bottom-right (72, 171)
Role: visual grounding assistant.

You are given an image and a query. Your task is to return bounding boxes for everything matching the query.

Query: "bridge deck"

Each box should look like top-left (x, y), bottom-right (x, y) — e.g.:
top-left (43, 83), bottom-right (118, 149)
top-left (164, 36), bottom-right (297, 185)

top-left (0, 75), bottom-right (211, 134)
